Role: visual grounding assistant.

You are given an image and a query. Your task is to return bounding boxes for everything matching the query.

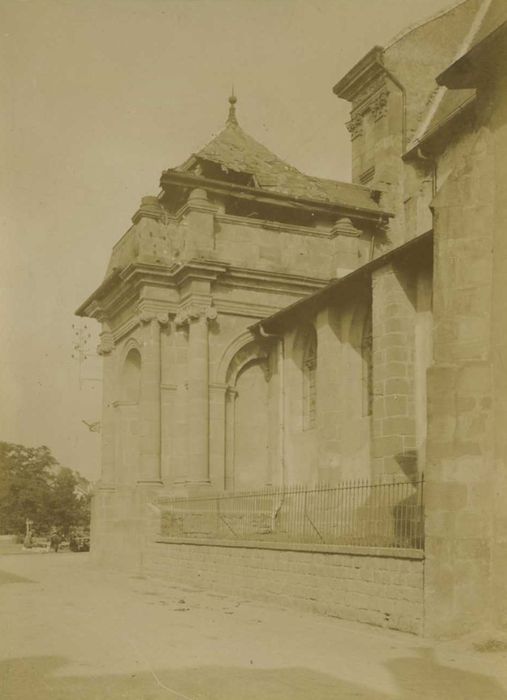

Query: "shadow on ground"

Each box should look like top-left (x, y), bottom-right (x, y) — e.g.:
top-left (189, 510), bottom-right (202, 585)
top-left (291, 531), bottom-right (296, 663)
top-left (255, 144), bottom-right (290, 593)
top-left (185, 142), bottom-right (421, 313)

top-left (1, 650), bottom-right (506, 700)
top-left (0, 568), bottom-right (34, 584)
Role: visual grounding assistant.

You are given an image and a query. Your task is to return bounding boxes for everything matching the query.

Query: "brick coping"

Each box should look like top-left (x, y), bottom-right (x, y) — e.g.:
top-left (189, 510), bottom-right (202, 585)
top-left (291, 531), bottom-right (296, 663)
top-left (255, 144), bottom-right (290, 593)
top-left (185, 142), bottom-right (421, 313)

top-left (154, 537), bottom-right (425, 560)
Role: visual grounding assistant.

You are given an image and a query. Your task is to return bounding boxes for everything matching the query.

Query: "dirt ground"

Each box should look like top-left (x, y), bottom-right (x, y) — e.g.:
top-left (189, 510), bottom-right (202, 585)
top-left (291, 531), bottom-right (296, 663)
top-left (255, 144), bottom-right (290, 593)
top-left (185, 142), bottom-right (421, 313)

top-left (0, 551), bottom-right (506, 700)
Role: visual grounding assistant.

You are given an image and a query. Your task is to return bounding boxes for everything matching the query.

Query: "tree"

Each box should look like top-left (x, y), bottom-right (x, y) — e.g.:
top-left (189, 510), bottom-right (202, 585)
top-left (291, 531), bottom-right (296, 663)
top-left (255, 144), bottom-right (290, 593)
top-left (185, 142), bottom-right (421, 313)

top-left (0, 441), bottom-right (91, 536)
top-left (49, 466), bottom-right (91, 535)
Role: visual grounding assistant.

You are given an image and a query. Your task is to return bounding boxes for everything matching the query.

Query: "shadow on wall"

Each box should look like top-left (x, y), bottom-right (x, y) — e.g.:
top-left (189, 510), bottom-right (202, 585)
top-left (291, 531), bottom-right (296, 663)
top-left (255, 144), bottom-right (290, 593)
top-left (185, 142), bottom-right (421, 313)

top-left (1, 651), bottom-right (506, 700)
top-left (393, 450), bottom-right (424, 549)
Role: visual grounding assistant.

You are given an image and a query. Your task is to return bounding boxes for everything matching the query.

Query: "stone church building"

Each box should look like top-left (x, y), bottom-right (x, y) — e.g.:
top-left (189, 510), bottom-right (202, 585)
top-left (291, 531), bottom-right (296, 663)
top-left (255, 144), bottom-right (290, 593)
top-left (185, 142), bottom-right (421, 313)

top-left (77, 0), bottom-right (507, 638)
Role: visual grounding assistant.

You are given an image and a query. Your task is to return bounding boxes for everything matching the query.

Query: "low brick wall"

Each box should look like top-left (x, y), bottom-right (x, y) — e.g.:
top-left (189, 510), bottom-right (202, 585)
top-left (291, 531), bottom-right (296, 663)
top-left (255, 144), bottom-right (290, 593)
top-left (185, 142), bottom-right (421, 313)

top-left (143, 539), bottom-right (424, 634)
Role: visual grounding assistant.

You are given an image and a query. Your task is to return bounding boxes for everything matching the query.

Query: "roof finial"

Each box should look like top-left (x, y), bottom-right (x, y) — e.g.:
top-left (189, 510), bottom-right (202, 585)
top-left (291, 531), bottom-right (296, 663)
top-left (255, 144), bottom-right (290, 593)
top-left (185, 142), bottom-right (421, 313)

top-left (227, 87), bottom-right (238, 125)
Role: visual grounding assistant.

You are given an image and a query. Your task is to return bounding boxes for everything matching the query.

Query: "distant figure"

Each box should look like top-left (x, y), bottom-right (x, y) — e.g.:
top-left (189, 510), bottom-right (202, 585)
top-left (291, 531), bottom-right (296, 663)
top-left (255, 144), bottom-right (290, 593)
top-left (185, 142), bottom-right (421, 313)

top-left (23, 532), bottom-right (33, 549)
top-left (50, 532), bottom-right (61, 553)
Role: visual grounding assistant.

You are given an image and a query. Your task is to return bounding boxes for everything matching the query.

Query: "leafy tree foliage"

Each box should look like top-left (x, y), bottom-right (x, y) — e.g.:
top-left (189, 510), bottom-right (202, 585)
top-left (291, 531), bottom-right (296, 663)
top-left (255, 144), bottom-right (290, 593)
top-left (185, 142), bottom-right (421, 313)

top-left (0, 442), bottom-right (91, 536)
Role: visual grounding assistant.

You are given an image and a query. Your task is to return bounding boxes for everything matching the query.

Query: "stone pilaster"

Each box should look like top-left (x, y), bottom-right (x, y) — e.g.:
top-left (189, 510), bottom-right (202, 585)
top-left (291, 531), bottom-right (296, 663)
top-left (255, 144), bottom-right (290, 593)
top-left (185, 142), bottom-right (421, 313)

top-left (424, 118), bottom-right (496, 638)
top-left (224, 386), bottom-right (238, 490)
top-left (175, 304), bottom-right (217, 484)
top-left (209, 383), bottom-right (227, 489)
top-left (97, 328), bottom-right (115, 489)
top-left (181, 188), bottom-right (218, 260)
top-left (138, 310), bottom-right (168, 485)
top-left (371, 262), bottom-right (417, 477)
top-left (315, 308), bottom-right (343, 482)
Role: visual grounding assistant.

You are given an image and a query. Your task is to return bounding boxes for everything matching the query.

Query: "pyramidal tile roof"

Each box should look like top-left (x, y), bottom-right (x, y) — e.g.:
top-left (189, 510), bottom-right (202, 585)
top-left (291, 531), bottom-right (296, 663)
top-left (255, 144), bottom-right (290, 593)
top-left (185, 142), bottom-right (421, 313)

top-left (172, 97), bottom-right (380, 214)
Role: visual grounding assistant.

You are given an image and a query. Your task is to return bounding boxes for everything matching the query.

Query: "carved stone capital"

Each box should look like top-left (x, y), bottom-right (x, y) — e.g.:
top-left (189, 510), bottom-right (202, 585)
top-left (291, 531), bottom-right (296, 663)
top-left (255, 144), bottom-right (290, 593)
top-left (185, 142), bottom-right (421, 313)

top-left (156, 312), bottom-right (169, 326)
top-left (346, 113), bottom-right (363, 140)
top-left (174, 312), bottom-right (189, 328)
top-left (174, 306), bottom-right (198, 327)
top-left (97, 333), bottom-right (114, 356)
top-left (346, 79), bottom-right (390, 141)
top-left (370, 89), bottom-right (389, 121)
top-left (174, 304), bottom-right (217, 327)
top-left (205, 305), bottom-right (218, 322)
top-left (137, 310), bottom-right (170, 326)
top-left (138, 310), bottom-right (156, 325)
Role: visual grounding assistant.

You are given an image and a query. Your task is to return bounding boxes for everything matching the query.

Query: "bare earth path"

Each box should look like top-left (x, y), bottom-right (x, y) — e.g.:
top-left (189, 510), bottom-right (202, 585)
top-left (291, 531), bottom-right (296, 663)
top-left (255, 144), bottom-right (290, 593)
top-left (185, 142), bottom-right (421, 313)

top-left (0, 551), bottom-right (506, 700)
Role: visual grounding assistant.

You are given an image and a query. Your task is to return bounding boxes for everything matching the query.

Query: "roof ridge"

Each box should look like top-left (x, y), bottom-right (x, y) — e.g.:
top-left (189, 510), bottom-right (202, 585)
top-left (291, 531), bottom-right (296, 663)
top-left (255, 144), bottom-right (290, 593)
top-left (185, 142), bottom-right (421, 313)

top-left (452, 0), bottom-right (493, 61)
top-left (172, 111), bottom-right (381, 212)
top-left (384, 0), bottom-right (472, 51)
top-left (199, 120), bottom-right (303, 171)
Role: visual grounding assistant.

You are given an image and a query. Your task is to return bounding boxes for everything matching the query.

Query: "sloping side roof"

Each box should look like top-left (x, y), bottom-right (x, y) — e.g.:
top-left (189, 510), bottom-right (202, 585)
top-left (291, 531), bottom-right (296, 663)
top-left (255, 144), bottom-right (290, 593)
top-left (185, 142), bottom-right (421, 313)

top-left (407, 86), bottom-right (476, 152)
top-left (333, 0), bottom-right (484, 153)
top-left (251, 232), bottom-right (433, 333)
top-left (383, 0), bottom-right (483, 145)
top-left (408, 0), bottom-right (507, 150)
top-left (437, 0), bottom-right (507, 87)
top-left (425, 87), bottom-right (476, 134)
top-left (463, 0), bottom-right (507, 51)
top-left (172, 119), bottom-right (379, 213)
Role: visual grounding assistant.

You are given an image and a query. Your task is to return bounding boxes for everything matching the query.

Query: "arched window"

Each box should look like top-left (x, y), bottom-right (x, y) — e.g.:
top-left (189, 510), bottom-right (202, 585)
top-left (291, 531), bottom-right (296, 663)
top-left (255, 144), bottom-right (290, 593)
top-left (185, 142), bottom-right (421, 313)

top-left (361, 311), bottom-right (372, 417)
top-left (302, 327), bottom-right (317, 430)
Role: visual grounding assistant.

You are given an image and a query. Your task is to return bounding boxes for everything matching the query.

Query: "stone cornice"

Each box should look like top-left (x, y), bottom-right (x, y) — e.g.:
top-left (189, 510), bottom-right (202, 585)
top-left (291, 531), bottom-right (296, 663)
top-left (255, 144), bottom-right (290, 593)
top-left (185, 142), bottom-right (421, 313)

top-left (112, 315), bottom-right (141, 344)
top-left (77, 260), bottom-right (329, 332)
top-left (335, 46), bottom-right (392, 138)
top-left (143, 198), bottom-right (356, 241)
top-left (161, 169), bottom-right (386, 222)
top-left (175, 198), bottom-right (220, 219)
top-left (169, 260), bottom-right (228, 288)
top-left (345, 79), bottom-right (390, 139)
top-left (333, 46), bottom-right (385, 102)
top-left (220, 265), bottom-right (328, 296)
top-left (352, 75), bottom-right (389, 116)
top-left (213, 299), bottom-right (281, 319)
top-left (214, 212), bottom-right (336, 239)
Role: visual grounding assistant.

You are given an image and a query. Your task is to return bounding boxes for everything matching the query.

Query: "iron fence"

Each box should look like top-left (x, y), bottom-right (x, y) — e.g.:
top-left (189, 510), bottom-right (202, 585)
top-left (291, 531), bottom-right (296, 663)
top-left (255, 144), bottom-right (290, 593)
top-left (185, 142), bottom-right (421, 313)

top-left (158, 475), bottom-right (424, 550)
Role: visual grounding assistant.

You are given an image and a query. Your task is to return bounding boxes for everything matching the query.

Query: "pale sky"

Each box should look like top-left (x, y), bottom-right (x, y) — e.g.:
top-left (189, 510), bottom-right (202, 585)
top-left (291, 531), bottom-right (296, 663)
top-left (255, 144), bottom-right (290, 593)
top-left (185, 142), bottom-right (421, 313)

top-left (1, 0), bottom-right (456, 481)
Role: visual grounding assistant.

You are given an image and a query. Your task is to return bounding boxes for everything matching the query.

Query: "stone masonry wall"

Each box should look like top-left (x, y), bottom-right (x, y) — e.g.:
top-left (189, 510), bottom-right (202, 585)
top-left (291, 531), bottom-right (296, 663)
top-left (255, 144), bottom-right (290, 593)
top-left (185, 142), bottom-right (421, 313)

top-left (143, 541), bottom-right (424, 634)
top-left (424, 114), bottom-right (496, 638)
top-left (371, 262), bottom-right (417, 477)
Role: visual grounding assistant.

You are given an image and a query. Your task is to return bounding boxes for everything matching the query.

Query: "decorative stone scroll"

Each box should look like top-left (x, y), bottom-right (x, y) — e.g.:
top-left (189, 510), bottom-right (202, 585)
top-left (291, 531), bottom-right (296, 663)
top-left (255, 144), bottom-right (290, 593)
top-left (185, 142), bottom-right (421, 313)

top-left (346, 113), bottom-right (364, 141)
top-left (97, 332), bottom-right (114, 356)
top-left (137, 310), bottom-right (169, 326)
top-left (370, 89), bottom-right (389, 121)
top-left (346, 75), bottom-right (390, 140)
top-left (174, 304), bottom-right (217, 328)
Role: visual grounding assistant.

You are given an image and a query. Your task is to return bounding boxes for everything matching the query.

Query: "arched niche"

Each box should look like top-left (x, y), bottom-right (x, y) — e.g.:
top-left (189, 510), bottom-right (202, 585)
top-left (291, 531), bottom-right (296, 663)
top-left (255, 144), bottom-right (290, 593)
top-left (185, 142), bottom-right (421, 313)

top-left (118, 345), bottom-right (142, 484)
top-left (122, 347), bottom-right (141, 403)
top-left (224, 339), bottom-right (271, 491)
top-left (293, 324), bottom-right (318, 431)
top-left (215, 329), bottom-right (257, 385)
top-left (361, 310), bottom-right (373, 418)
top-left (348, 300), bottom-right (372, 419)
